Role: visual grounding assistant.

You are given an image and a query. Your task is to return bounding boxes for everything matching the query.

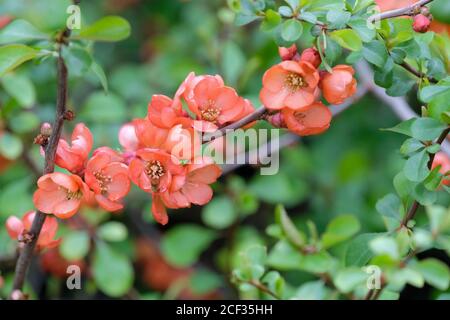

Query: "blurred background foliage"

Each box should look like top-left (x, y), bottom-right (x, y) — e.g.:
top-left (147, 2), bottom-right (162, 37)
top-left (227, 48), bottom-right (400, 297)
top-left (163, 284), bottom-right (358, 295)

top-left (0, 0), bottom-right (449, 300)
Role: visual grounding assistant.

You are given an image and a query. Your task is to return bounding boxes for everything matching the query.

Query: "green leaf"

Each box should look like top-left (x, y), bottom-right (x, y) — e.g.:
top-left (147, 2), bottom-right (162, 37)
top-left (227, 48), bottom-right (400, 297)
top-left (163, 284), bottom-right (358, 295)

top-left (428, 90), bottom-right (450, 123)
top-left (415, 258), bottom-right (450, 290)
top-left (370, 236), bottom-right (399, 260)
top-left (235, 13), bottom-right (259, 26)
top-left (403, 149), bottom-right (429, 182)
top-left (281, 19), bottom-right (303, 42)
top-left (385, 66), bottom-right (415, 97)
top-left (321, 214), bottom-right (360, 249)
top-left (202, 195), bottom-right (237, 229)
top-left (90, 61), bottom-right (108, 92)
top-left (426, 205), bottom-right (450, 234)
top-left (362, 40), bottom-right (388, 68)
top-left (0, 132), bottom-right (23, 160)
top-left (60, 230), bottom-right (90, 261)
top-left (345, 233), bottom-right (381, 267)
top-left (81, 91), bottom-right (126, 123)
top-left (400, 138), bottom-right (424, 156)
top-left (410, 117), bottom-right (447, 141)
top-left (430, 0), bottom-right (450, 24)
top-left (334, 268), bottom-right (368, 293)
top-left (261, 9), bottom-right (281, 31)
top-left (382, 118), bottom-right (415, 137)
top-left (274, 204), bottom-right (306, 248)
top-left (189, 270), bottom-right (222, 295)
top-left (348, 18), bottom-right (376, 42)
top-left (376, 193), bottom-right (402, 221)
top-left (93, 241), bottom-right (134, 297)
top-left (9, 112), bottom-right (40, 134)
top-left (97, 222), bottom-right (128, 242)
top-left (161, 224), bottom-right (216, 267)
top-left (221, 41), bottom-right (245, 87)
top-left (1, 73), bottom-right (36, 108)
top-left (393, 171), bottom-right (415, 200)
top-left (75, 16), bottom-right (131, 42)
top-left (329, 29), bottom-right (362, 51)
top-left (0, 19), bottom-right (48, 45)
top-left (326, 10), bottom-right (351, 28)
top-left (420, 85), bottom-right (450, 103)
top-left (261, 271), bottom-right (284, 298)
top-left (413, 183), bottom-right (438, 206)
top-left (0, 44), bottom-right (38, 77)
top-left (267, 240), bottom-right (302, 270)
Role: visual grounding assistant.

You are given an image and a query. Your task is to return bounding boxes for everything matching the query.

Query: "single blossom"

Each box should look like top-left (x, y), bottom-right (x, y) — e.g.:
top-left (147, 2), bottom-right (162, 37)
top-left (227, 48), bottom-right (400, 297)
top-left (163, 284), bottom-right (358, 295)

top-left (187, 76), bottom-right (244, 128)
top-left (176, 72), bottom-right (224, 108)
top-left (320, 65), bottom-right (357, 105)
top-left (432, 152), bottom-right (450, 186)
top-left (282, 102), bottom-right (332, 136)
top-left (133, 117), bottom-right (169, 149)
top-left (278, 44), bottom-right (300, 61)
top-left (260, 60), bottom-right (320, 110)
top-left (55, 123), bottom-right (93, 174)
top-left (33, 172), bottom-right (91, 219)
top-left (129, 148), bottom-right (185, 194)
top-left (163, 124), bottom-right (201, 161)
top-left (85, 151), bottom-right (131, 212)
top-left (6, 211), bottom-right (60, 249)
top-left (300, 47), bottom-right (321, 68)
top-left (147, 94), bottom-right (192, 129)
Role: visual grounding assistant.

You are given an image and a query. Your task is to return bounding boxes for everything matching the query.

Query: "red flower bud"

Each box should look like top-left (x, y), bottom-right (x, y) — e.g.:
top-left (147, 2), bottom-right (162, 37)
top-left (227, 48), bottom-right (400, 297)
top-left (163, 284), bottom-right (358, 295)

top-left (278, 44), bottom-right (299, 61)
top-left (266, 112), bottom-right (286, 128)
top-left (300, 47), bottom-right (321, 68)
top-left (40, 122), bottom-right (52, 136)
top-left (413, 14), bottom-right (431, 33)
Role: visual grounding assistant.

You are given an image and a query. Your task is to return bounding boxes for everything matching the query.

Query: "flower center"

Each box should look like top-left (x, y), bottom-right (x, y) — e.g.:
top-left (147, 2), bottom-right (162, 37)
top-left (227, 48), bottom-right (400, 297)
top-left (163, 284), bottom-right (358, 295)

top-left (145, 160), bottom-right (165, 191)
top-left (94, 171), bottom-right (112, 195)
top-left (285, 73), bottom-right (306, 92)
top-left (200, 100), bottom-right (220, 122)
top-left (65, 189), bottom-right (83, 201)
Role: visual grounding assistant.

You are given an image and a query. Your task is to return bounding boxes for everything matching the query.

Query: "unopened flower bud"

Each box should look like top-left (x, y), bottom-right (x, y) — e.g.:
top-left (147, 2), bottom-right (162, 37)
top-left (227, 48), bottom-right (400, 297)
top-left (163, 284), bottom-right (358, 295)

top-left (266, 112), bottom-right (286, 128)
top-left (413, 14), bottom-right (431, 33)
top-left (63, 110), bottom-right (75, 121)
top-left (278, 44), bottom-right (299, 61)
top-left (40, 122), bottom-right (52, 136)
top-left (300, 47), bottom-right (321, 68)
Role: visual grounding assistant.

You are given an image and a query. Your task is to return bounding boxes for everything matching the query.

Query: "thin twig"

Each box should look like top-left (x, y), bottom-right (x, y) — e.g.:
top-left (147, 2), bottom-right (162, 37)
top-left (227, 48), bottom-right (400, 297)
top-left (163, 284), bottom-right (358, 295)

top-left (400, 61), bottom-right (438, 84)
top-left (11, 38), bottom-right (69, 298)
top-left (244, 279), bottom-right (280, 300)
top-left (369, 0), bottom-right (434, 23)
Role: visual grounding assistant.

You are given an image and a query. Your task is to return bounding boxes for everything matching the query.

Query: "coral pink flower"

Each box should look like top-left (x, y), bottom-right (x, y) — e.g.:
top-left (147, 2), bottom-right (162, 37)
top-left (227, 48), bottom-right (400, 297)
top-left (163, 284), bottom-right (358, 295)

top-left (33, 172), bottom-right (91, 219)
top-left (282, 102), bottom-right (332, 136)
top-left (55, 123), bottom-right (93, 174)
top-left (300, 47), bottom-right (321, 68)
top-left (176, 72), bottom-right (224, 108)
top-left (147, 95), bottom-right (192, 129)
top-left (129, 149), bottom-right (185, 194)
top-left (187, 76), bottom-right (244, 128)
top-left (133, 118), bottom-right (169, 149)
top-left (278, 44), bottom-right (300, 61)
top-left (92, 146), bottom-right (124, 163)
top-left (432, 152), bottom-right (450, 186)
top-left (6, 211), bottom-right (60, 249)
top-left (163, 124), bottom-right (201, 161)
top-left (119, 122), bottom-right (140, 152)
top-left (152, 157), bottom-right (222, 225)
top-left (320, 65), bottom-right (357, 105)
top-left (85, 152), bottom-right (131, 212)
top-left (260, 60), bottom-right (320, 110)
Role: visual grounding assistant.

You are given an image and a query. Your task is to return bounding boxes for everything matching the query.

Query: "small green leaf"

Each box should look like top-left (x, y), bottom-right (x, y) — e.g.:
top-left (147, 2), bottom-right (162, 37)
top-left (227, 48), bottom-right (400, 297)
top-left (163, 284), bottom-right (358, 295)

top-left (281, 19), bottom-right (303, 42)
top-left (345, 233), bottom-right (381, 267)
top-left (400, 138), bottom-right (424, 156)
top-left (0, 44), bottom-right (38, 77)
top-left (0, 133), bottom-right (23, 160)
top-left (93, 241), bottom-right (134, 297)
top-left (329, 29), bottom-right (362, 51)
top-left (413, 183), bottom-right (438, 206)
top-left (321, 214), bottom-right (360, 249)
top-left (414, 258), bottom-right (450, 290)
top-left (274, 204), bottom-right (306, 248)
top-left (426, 205), bottom-right (449, 234)
top-left (1, 73), bottom-right (36, 108)
top-left (375, 193), bottom-right (402, 221)
top-left (370, 236), bottom-right (400, 260)
top-left (261, 9), bottom-right (281, 31)
top-left (420, 85), bottom-right (450, 103)
top-left (362, 40), bottom-right (388, 68)
top-left (60, 230), bottom-right (90, 261)
top-left (0, 19), bottom-right (48, 45)
top-left (348, 18), bottom-right (376, 42)
top-left (190, 270), bottom-right (222, 295)
top-left (97, 222), bottom-right (128, 242)
top-left (334, 268), bottom-right (368, 293)
top-left (382, 118), bottom-right (415, 137)
top-left (410, 117), bottom-right (447, 141)
top-left (202, 196), bottom-right (237, 229)
top-left (90, 61), bottom-right (108, 92)
top-left (75, 16), bottom-right (131, 42)
top-left (403, 149), bottom-right (429, 182)
top-left (161, 224), bottom-right (216, 267)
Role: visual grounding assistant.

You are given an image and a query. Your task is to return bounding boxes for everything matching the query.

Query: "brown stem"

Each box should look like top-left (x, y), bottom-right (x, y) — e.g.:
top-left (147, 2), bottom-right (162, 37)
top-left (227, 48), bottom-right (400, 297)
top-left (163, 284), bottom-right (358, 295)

top-left (400, 61), bottom-right (438, 84)
top-left (401, 127), bottom-right (450, 227)
top-left (10, 45), bottom-right (69, 297)
top-left (369, 0), bottom-right (434, 23)
top-left (246, 279), bottom-right (280, 300)
top-left (202, 106), bottom-right (267, 143)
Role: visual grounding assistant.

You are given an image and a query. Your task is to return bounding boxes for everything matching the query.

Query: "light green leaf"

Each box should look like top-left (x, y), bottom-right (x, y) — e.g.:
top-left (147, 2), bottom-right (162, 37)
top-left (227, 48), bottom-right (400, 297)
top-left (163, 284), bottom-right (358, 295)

top-left (403, 149), bottom-right (429, 182)
top-left (0, 132), bottom-right (23, 160)
top-left (420, 85), bottom-right (450, 103)
top-left (1, 73), bottom-right (36, 108)
top-left (362, 40), bottom-right (388, 68)
top-left (345, 233), bottom-right (381, 267)
top-left (75, 16), bottom-right (131, 42)
top-left (370, 236), bottom-right (399, 260)
top-left (60, 230), bottom-right (90, 261)
top-left (90, 61), bottom-right (108, 92)
top-left (0, 44), bottom-right (38, 77)
top-left (329, 29), bottom-right (362, 51)
top-left (0, 19), bottom-right (48, 44)
top-left (410, 117), bottom-right (447, 141)
top-left (375, 193), bottom-right (402, 221)
top-left (334, 268), bottom-right (368, 293)
top-left (202, 196), bottom-right (237, 229)
top-left (161, 224), bottom-right (216, 267)
top-left (275, 204), bottom-right (306, 248)
top-left (414, 258), bottom-right (450, 290)
top-left (281, 19), bottom-right (303, 42)
top-left (321, 214), bottom-right (360, 249)
top-left (97, 222), bottom-right (128, 242)
top-left (93, 241), bottom-right (134, 297)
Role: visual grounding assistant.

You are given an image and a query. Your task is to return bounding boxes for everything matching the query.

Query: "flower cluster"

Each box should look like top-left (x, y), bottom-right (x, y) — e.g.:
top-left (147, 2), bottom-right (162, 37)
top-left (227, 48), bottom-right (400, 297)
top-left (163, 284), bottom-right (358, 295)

top-left (261, 45), bottom-right (357, 136)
